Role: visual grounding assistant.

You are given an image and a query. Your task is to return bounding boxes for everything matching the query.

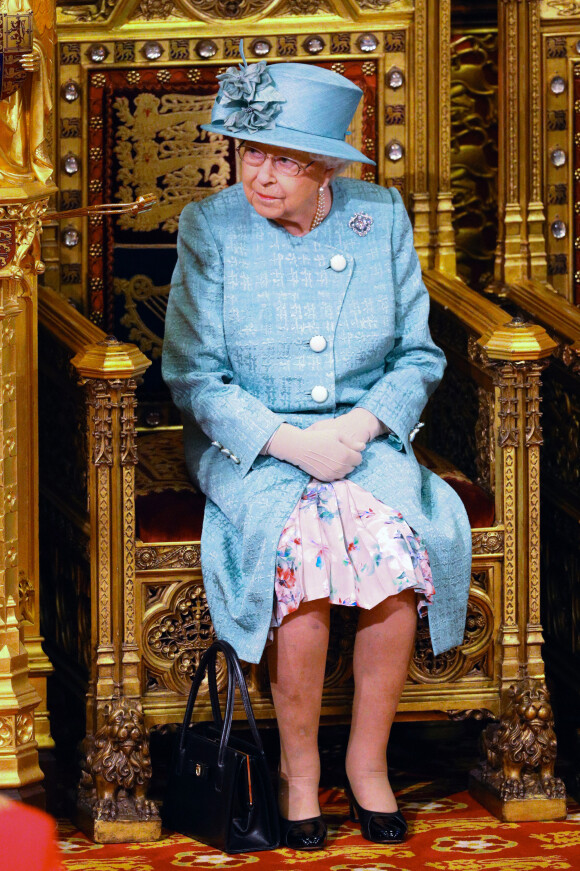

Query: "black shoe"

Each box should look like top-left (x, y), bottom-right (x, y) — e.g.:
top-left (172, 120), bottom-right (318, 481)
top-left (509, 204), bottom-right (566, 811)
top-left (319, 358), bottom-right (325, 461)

top-left (346, 782), bottom-right (407, 844)
top-left (278, 814), bottom-right (327, 850)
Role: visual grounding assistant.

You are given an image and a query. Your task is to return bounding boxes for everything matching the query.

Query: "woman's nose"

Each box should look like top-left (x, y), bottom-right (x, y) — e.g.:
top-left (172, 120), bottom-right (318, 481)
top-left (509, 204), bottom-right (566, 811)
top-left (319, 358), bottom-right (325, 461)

top-left (255, 156), bottom-right (276, 184)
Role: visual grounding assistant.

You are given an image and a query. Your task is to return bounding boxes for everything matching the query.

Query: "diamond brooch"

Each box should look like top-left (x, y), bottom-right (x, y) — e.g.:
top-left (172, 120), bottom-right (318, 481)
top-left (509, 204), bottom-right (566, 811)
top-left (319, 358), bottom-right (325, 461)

top-left (349, 212), bottom-right (374, 237)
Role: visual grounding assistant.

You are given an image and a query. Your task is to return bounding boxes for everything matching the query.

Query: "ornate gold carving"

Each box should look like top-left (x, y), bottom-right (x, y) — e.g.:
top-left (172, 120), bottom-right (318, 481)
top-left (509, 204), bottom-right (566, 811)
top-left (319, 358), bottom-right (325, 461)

top-left (553, 343), bottom-right (580, 373)
top-left (451, 32), bottom-right (498, 290)
top-left (409, 590), bottom-right (494, 684)
top-left (528, 445), bottom-right (541, 625)
top-left (97, 463), bottom-right (111, 648)
top-left (477, 677), bottom-right (565, 800)
top-left (120, 383), bottom-right (138, 466)
top-left (497, 363), bottom-right (520, 448)
top-left (113, 93), bottom-right (230, 234)
top-left (277, 35), bottom-right (297, 56)
top-left (79, 698), bottom-right (160, 822)
top-left (358, 0), bottom-right (405, 8)
top-left (503, 447), bottom-right (517, 629)
top-left (331, 33), bottom-right (350, 54)
top-left (475, 386), bottom-right (495, 492)
top-left (136, 544), bottom-right (201, 570)
top-left (136, 0), bottom-right (176, 18)
top-left (448, 708), bottom-right (496, 721)
top-left (275, 0), bottom-right (331, 12)
top-left (524, 361), bottom-right (547, 447)
top-left (88, 380), bottom-right (113, 467)
top-left (0, 223), bottom-right (15, 270)
top-left (15, 711), bottom-right (33, 744)
top-left (144, 582), bottom-right (216, 693)
top-left (544, 1), bottom-right (580, 14)
top-left (469, 333), bottom-right (489, 365)
top-left (18, 571), bottom-right (34, 623)
top-left (529, 1), bottom-right (541, 206)
top-left (0, 716), bottom-right (13, 747)
top-left (180, 0), bottom-right (272, 18)
top-left (59, 0), bottom-right (117, 23)
top-left (506, 2), bottom-right (518, 206)
top-left (123, 466), bottom-right (136, 647)
top-left (384, 30), bottom-right (405, 52)
top-left (0, 198), bottom-right (47, 279)
top-left (472, 530), bottom-right (504, 554)
top-left (439, 0), bottom-right (451, 191)
top-left (415, 1), bottom-right (427, 192)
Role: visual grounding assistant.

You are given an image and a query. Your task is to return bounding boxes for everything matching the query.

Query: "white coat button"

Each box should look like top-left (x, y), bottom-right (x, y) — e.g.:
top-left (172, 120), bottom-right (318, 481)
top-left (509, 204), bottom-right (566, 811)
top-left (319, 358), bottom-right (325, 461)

top-left (311, 385), bottom-right (328, 403)
top-left (309, 335), bottom-right (327, 353)
top-left (330, 253), bottom-right (347, 272)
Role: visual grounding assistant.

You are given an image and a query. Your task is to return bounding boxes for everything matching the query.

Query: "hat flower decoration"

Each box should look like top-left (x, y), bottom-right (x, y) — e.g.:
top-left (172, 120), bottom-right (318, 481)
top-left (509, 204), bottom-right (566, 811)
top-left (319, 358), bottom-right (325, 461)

top-left (214, 41), bottom-right (285, 134)
top-left (202, 41), bottom-right (375, 166)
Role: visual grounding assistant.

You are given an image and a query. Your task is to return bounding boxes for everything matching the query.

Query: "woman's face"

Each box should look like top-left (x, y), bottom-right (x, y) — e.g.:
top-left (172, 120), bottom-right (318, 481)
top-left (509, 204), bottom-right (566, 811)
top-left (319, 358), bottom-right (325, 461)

top-left (240, 142), bottom-right (334, 229)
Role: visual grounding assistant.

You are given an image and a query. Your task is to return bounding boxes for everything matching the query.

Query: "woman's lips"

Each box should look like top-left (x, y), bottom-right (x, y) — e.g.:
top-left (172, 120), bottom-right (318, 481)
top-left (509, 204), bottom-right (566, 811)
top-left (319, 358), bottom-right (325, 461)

top-left (254, 191), bottom-right (279, 203)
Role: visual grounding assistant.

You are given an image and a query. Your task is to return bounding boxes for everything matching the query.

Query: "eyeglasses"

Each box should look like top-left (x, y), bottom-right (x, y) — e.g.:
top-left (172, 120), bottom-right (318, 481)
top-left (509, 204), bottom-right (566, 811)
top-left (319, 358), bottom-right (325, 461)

top-left (236, 144), bottom-right (315, 177)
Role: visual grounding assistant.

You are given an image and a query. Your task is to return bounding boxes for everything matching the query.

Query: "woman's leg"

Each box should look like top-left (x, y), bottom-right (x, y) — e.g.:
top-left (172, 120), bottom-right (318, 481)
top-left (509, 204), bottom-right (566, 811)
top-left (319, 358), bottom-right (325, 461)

top-left (267, 599), bottom-right (331, 820)
top-left (345, 588), bottom-right (417, 812)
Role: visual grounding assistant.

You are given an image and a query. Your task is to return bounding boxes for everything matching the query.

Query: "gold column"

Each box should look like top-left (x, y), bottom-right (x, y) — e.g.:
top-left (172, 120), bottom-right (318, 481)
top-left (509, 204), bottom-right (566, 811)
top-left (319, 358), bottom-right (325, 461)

top-left (0, 199), bottom-right (47, 796)
top-left (434, 0), bottom-right (456, 275)
top-left (71, 340), bottom-right (150, 737)
top-left (0, 0), bottom-right (57, 792)
top-left (412, 0), bottom-right (456, 274)
top-left (493, 0), bottom-right (547, 288)
top-left (16, 249), bottom-right (53, 750)
top-left (412, 0), bottom-right (431, 268)
top-left (479, 320), bottom-right (557, 686)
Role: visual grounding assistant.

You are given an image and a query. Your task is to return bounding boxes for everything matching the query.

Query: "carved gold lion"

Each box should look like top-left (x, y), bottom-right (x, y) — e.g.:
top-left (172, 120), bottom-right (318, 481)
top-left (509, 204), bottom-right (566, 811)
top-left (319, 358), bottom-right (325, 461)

top-left (482, 678), bottom-right (565, 800)
top-left (79, 698), bottom-right (159, 821)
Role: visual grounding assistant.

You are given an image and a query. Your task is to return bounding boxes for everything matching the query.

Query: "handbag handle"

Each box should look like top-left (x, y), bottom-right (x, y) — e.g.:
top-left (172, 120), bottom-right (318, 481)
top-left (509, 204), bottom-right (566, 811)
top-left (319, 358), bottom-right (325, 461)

top-left (208, 640), bottom-right (264, 754)
top-left (178, 639), bottom-right (266, 777)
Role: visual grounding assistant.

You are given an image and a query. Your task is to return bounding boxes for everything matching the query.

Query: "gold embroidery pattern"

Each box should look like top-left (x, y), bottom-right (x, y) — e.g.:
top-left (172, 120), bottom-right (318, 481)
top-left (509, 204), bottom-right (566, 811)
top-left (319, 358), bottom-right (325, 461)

top-left (114, 92), bottom-right (231, 234)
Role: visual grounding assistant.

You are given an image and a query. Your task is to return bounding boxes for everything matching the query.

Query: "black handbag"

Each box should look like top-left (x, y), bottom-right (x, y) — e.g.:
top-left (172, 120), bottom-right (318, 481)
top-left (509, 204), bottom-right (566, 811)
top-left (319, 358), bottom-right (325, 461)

top-left (162, 639), bottom-right (280, 853)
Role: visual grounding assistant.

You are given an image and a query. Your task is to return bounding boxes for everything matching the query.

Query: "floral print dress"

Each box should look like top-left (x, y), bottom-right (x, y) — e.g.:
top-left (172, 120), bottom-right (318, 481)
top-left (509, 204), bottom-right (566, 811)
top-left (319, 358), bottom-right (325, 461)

top-left (271, 478), bottom-right (435, 633)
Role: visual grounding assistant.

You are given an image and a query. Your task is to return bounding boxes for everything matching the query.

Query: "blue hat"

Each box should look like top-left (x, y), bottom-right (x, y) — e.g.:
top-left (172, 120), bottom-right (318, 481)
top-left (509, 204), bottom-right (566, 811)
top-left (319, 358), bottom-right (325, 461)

top-left (201, 45), bottom-right (375, 166)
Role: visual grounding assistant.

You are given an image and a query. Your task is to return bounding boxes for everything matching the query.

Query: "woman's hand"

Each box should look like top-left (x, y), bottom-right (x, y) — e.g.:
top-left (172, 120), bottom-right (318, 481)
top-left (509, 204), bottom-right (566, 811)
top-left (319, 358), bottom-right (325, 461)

top-left (308, 408), bottom-right (387, 446)
top-left (265, 423), bottom-right (364, 482)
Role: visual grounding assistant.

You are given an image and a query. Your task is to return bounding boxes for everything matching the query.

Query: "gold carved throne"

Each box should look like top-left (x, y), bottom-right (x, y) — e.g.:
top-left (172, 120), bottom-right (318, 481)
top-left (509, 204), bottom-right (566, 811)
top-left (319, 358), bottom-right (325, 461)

top-left (36, 0), bottom-right (558, 812)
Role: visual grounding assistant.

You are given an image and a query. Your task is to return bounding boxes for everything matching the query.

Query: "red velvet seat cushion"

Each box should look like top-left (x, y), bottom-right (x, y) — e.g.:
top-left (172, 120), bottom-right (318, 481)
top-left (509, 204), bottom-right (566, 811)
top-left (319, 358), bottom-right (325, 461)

top-left (437, 471), bottom-right (495, 528)
top-left (135, 460), bottom-right (494, 544)
top-left (413, 444), bottom-right (495, 528)
top-left (136, 489), bottom-right (206, 543)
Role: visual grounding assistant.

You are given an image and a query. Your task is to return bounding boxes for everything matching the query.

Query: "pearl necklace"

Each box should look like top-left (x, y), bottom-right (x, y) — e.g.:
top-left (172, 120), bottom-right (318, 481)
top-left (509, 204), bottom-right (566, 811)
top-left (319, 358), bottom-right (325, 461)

top-left (310, 186), bottom-right (327, 231)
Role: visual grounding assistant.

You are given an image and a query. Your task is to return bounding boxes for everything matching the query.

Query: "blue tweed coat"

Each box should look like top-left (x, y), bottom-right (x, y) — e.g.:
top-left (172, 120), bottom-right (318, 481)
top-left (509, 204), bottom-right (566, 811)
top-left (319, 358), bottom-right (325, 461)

top-left (162, 177), bottom-right (472, 664)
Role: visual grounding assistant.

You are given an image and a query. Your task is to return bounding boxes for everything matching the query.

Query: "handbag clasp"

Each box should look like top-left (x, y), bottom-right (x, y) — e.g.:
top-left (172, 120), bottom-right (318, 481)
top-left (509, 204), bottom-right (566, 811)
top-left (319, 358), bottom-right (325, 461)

top-left (195, 763), bottom-right (202, 777)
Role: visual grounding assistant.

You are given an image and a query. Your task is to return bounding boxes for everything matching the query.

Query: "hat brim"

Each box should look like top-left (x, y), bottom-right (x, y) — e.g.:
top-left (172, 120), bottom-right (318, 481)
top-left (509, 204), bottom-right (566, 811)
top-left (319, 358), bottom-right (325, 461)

top-left (200, 122), bottom-right (376, 166)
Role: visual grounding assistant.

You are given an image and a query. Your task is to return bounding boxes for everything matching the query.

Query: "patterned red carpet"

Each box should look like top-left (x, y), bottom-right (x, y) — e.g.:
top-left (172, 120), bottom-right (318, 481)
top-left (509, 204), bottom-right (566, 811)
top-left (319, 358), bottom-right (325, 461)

top-left (57, 784), bottom-right (580, 870)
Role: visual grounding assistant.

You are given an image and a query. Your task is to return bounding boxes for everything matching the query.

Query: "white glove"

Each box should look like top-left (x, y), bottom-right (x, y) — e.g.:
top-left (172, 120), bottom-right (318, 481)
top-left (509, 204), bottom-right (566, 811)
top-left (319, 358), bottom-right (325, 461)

top-left (263, 422), bottom-right (364, 482)
top-left (307, 407), bottom-right (387, 445)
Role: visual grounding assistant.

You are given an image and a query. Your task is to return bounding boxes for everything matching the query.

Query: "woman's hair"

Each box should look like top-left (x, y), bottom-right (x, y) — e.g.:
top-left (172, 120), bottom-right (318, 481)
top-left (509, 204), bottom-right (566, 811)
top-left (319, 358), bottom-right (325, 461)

top-left (307, 153), bottom-right (352, 175)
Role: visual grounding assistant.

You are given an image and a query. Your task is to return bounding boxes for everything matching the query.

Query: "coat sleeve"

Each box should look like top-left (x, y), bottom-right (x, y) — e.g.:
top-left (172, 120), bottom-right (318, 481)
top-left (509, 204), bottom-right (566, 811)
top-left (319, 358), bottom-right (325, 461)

top-left (162, 201), bottom-right (287, 478)
top-left (353, 186), bottom-right (446, 447)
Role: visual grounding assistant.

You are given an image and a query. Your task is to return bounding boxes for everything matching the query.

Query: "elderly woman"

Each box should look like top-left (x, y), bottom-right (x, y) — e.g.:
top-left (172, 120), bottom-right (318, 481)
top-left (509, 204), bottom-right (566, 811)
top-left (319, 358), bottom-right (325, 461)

top-left (162, 52), bottom-right (471, 850)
